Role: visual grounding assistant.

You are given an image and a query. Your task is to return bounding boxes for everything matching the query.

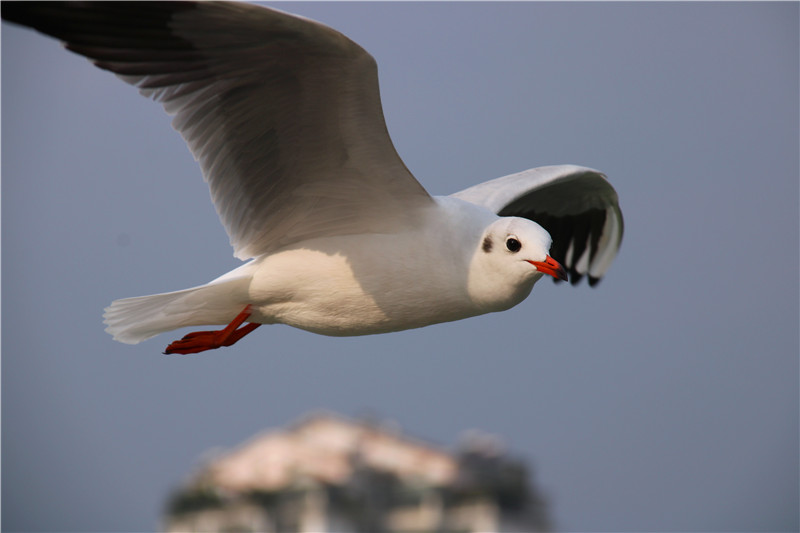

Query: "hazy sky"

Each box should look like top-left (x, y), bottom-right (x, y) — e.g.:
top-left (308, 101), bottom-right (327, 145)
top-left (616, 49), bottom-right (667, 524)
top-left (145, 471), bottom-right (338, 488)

top-left (2, 2), bottom-right (798, 532)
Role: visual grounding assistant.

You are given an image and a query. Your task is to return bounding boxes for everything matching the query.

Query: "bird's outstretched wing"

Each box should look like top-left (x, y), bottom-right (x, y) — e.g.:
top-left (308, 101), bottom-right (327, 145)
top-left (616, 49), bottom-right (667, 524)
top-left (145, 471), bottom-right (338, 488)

top-left (451, 165), bottom-right (623, 285)
top-left (2, 1), bottom-right (433, 259)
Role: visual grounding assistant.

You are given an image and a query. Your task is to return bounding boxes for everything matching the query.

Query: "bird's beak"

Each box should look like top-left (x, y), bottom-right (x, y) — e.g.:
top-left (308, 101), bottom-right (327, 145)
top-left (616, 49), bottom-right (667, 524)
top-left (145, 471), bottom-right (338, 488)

top-left (528, 255), bottom-right (568, 281)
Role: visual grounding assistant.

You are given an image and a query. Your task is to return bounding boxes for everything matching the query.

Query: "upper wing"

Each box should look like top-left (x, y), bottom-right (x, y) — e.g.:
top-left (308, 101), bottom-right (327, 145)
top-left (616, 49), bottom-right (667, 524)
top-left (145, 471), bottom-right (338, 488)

top-left (451, 165), bottom-right (623, 286)
top-left (2, 1), bottom-right (432, 259)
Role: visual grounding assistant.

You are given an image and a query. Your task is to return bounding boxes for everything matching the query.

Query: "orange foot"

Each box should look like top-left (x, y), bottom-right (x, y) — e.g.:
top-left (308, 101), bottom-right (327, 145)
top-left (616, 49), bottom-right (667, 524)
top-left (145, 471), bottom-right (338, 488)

top-left (164, 305), bottom-right (261, 355)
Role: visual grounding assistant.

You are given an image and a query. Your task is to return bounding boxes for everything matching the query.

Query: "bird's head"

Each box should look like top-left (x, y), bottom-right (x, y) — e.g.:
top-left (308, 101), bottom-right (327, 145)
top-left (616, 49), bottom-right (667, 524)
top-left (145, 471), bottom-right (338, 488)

top-left (468, 217), bottom-right (567, 310)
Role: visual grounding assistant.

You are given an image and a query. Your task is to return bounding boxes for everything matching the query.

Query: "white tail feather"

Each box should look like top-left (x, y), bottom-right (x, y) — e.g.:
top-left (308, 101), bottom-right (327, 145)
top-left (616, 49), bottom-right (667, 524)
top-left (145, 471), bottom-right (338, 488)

top-left (103, 276), bottom-right (251, 344)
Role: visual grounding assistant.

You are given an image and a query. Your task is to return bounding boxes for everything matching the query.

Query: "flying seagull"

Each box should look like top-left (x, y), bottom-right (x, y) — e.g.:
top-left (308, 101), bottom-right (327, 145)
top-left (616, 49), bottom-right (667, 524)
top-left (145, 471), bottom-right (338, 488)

top-left (2, 2), bottom-right (623, 355)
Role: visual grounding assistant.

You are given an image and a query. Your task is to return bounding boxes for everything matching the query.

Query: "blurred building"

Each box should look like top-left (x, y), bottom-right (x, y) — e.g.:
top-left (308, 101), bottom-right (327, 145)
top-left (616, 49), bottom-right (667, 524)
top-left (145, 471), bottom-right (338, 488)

top-left (163, 411), bottom-right (551, 532)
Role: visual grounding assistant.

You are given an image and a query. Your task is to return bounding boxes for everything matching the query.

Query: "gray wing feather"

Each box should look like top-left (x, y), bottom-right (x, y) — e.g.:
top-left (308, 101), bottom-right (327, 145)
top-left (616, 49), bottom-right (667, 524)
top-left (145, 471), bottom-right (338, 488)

top-left (3, 1), bottom-right (432, 259)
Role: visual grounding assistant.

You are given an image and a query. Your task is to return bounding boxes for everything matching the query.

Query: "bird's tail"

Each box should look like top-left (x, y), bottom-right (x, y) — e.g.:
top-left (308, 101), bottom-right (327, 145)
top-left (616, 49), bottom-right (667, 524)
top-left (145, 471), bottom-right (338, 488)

top-left (103, 276), bottom-right (252, 345)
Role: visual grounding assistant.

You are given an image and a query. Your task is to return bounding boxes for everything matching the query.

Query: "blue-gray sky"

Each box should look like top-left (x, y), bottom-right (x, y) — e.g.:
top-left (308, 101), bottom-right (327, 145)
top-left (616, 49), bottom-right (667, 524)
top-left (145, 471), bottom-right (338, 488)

top-left (2, 2), bottom-right (798, 531)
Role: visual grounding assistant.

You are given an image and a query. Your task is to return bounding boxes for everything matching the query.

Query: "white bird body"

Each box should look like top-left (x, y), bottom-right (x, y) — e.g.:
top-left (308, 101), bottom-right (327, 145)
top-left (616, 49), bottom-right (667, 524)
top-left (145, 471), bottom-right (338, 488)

top-left (3, 2), bottom-right (623, 354)
top-left (246, 201), bottom-right (489, 336)
top-left (106, 198), bottom-right (551, 342)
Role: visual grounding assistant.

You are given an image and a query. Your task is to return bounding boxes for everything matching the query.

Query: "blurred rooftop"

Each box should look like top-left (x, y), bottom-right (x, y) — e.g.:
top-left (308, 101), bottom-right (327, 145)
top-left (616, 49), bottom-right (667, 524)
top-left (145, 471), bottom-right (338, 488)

top-left (163, 411), bottom-right (551, 532)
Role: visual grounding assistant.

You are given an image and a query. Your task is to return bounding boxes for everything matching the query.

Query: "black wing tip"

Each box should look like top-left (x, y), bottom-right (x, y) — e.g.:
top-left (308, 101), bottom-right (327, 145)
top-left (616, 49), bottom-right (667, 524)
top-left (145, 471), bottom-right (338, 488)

top-left (551, 273), bottom-right (602, 287)
top-left (2, 2), bottom-right (200, 35)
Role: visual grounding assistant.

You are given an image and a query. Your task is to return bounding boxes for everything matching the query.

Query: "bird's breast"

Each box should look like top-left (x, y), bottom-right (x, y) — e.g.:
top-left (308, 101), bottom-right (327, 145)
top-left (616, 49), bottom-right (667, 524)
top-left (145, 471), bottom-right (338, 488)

top-left (245, 236), bottom-right (481, 336)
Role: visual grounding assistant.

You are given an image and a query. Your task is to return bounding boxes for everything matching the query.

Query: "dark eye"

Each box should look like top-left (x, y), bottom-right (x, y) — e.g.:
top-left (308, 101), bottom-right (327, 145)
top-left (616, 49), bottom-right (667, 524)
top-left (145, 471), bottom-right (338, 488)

top-left (506, 237), bottom-right (521, 252)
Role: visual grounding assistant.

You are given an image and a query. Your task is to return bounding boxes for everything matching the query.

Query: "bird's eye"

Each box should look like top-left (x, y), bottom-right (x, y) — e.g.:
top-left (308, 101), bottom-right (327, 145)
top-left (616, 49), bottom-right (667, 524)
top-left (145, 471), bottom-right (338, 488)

top-left (506, 237), bottom-right (521, 252)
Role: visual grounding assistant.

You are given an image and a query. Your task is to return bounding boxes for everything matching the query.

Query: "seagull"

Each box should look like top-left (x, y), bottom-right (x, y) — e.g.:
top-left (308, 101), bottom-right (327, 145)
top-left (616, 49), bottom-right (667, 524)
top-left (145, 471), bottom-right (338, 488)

top-left (3, 2), bottom-right (623, 355)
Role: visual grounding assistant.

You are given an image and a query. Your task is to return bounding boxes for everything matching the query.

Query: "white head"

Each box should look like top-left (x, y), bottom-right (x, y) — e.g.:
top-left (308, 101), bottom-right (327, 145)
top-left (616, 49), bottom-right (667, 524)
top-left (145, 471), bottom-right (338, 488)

top-left (467, 216), bottom-right (567, 311)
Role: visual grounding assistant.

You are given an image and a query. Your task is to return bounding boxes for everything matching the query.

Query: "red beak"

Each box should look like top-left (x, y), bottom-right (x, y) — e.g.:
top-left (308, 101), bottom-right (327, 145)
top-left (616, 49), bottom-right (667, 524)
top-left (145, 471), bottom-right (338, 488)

top-left (528, 255), bottom-right (568, 281)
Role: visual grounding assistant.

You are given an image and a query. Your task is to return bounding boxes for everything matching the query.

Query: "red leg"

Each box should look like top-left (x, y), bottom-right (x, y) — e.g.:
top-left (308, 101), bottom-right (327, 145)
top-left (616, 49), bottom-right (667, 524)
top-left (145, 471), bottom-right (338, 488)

top-left (163, 305), bottom-right (261, 355)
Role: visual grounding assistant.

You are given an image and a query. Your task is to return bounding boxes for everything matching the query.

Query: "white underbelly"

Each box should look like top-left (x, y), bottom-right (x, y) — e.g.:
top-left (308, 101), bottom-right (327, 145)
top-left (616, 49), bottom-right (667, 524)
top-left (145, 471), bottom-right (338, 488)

top-left (245, 244), bottom-right (478, 336)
